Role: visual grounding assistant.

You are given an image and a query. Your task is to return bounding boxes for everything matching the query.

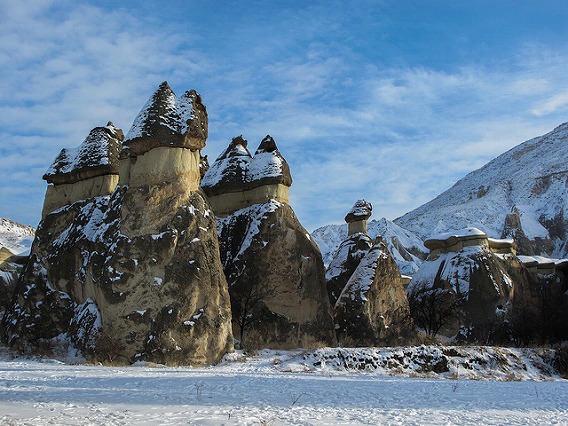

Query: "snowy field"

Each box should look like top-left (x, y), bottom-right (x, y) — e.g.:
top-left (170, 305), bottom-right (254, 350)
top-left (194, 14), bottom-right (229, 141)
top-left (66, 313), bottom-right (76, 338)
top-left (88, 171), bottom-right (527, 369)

top-left (0, 347), bottom-right (567, 425)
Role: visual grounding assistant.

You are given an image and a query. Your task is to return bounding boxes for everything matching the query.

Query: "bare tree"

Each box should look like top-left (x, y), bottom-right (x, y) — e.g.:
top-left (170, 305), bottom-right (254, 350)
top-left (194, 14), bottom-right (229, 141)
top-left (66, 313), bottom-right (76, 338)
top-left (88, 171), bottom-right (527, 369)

top-left (408, 286), bottom-right (463, 338)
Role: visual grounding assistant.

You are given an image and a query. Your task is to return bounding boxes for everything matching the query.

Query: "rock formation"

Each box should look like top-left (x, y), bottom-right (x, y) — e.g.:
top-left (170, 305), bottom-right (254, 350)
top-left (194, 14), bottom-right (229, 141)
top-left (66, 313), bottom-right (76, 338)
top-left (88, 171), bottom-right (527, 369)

top-left (344, 199), bottom-right (372, 236)
top-left (326, 200), bottom-right (412, 346)
top-left (42, 123), bottom-right (123, 218)
top-left (407, 227), bottom-right (533, 342)
top-left (2, 82), bottom-right (233, 365)
top-left (202, 136), bottom-right (335, 349)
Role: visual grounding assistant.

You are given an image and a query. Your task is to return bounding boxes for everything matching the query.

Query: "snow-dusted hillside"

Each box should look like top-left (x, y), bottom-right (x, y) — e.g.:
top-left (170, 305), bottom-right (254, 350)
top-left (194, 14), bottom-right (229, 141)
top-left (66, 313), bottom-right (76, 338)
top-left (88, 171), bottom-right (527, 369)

top-left (395, 122), bottom-right (568, 257)
top-left (0, 218), bottom-right (35, 256)
top-left (312, 218), bottom-right (427, 275)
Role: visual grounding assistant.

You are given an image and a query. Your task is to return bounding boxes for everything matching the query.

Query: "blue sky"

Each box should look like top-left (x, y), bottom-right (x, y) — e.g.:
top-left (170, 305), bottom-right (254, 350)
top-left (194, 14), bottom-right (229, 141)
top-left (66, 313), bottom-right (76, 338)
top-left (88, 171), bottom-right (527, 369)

top-left (1, 0), bottom-right (567, 231)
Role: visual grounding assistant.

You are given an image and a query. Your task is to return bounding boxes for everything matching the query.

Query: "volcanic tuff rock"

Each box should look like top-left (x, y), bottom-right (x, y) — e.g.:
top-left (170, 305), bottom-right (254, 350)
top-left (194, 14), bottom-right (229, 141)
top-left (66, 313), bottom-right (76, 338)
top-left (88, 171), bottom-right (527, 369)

top-left (395, 122), bottom-right (568, 258)
top-left (407, 228), bottom-right (533, 342)
top-left (2, 83), bottom-right (233, 365)
top-left (204, 137), bottom-right (334, 349)
top-left (333, 239), bottom-right (412, 346)
top-left (201, 135), bottom-right (292, 217)
top-left (41, 123), bottom-right (123, 218)
top-left (313, 218), bottom-right (427, 275)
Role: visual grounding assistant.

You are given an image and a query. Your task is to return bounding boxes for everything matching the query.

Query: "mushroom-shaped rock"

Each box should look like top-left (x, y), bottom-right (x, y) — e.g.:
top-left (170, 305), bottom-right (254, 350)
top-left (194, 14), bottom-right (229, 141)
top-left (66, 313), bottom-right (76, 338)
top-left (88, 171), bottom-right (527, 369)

top-left (201, 135), bottom-right (292, 217)
top-left (408, 228), bottom-right (533, 342)
top-left (344, 200), bottom-right (372, 236)
top-left (119, 82), bottom-right (207, 189)
top-left (123, 82), bottom-right (208, 157)
top-left (41, 122), bottom-right (123, 217)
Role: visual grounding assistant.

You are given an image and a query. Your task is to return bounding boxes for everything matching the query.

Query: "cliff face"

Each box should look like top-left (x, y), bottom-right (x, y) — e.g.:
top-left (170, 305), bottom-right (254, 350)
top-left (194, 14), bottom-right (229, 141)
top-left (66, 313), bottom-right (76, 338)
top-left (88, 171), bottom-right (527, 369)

top-left (203, 136), bottom-right (335, 349)
top-left (2, 83), bottom-right (233, 365)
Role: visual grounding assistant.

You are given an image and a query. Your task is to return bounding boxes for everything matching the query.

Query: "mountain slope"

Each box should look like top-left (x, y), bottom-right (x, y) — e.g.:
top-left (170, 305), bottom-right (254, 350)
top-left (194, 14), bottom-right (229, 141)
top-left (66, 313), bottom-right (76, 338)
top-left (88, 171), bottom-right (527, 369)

top-left (0, 218), bottom-right (35, 256)
top-left (395, 122), bottom-right (568, 257)
top-left (311, 218), bottom-right (427, 275)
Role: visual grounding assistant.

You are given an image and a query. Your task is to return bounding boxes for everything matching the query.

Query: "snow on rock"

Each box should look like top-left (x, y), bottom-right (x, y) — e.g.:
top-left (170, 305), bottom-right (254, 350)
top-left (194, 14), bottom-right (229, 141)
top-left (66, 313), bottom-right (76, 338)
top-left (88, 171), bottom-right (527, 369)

top-left (123, 82), bottom-right (208, 156)
top-left (312, 218), bottom-right (427, 275)
top-left (407, 230), bottom-right (534, 341)
top-left (216, 199), bottom-right (335, 349)
top-left (344, 199), bottom-right (372, 222)
top-left (333, 240), bottom-right (412, 346)
top-left (43, 123), bottom-right (123, 185)
top-left (395, 122), bottom-right (568, 258)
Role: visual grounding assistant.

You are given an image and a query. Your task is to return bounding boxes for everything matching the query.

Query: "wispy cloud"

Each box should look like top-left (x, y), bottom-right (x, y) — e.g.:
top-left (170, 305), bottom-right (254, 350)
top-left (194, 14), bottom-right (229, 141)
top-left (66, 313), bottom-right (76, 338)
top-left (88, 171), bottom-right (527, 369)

top-left (1, 0), bottom-right (567, 233)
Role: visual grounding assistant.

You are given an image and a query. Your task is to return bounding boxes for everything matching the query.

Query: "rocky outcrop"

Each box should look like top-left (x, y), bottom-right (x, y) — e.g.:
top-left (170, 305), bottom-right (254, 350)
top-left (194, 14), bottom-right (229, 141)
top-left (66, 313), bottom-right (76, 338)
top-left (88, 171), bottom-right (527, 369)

top-left (204, 137), bottom-right (334, 349)
top-left (201, 135), bottom-right (292, 217)
top-left (2, 83), bottom-right (233, 365)
top-left (333, 239), bottom-right (412, 346)
top-left (42, 123), bottom-right (123, 218)
top-left (326, 232), bottom-right (373, 304)
top-left (407, 228), bottom-right (533, 342)
top-left (326, 201), bottom-right (412, 346)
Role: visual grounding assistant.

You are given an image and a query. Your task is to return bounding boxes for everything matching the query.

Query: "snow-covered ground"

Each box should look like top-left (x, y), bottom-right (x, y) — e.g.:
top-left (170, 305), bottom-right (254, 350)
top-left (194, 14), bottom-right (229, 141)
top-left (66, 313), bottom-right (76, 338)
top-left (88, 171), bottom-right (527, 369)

top-left (1, 346), bottom-right (566, 425)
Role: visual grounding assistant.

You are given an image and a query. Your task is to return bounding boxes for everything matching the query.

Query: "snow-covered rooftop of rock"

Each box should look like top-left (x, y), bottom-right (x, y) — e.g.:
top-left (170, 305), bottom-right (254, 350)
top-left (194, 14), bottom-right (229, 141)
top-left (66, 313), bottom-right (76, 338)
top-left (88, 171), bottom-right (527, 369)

top-left (202, 135), bottom-right (292, 194)
top-left (345, 199), bottom-right (372, 222)
top-left (125, 82), bottom-right (197, 141)
top-left (123, 82), bottom-right (207, 156)
top-left (43, 123), bottom-right (123, 184)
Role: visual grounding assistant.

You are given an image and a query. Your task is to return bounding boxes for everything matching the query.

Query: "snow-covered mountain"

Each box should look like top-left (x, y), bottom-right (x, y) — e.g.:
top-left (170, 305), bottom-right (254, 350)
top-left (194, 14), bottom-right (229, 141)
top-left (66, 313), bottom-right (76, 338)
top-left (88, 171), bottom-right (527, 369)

top-left (395, 122), bottom-right (568, 258)
top-left (0, 218), bottom-right (35, 256)
top-left (311, 218), bottom-right (427, 275)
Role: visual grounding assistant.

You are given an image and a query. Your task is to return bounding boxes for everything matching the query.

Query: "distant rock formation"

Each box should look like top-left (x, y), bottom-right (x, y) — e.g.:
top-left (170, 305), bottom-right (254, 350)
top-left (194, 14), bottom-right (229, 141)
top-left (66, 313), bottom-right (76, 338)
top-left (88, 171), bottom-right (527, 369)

top-left (41, 123), bottom-right (123, 217)
top-left (407, 227), bottom-right (533, 342)
top-left (2, 82), bottom-right (233, 365)
top-left (326, 200), bottom-right (412, 346)
top-left (202, 136), bottom-right (334, 349)
top-left (344, 199), bottom-right (372, 236)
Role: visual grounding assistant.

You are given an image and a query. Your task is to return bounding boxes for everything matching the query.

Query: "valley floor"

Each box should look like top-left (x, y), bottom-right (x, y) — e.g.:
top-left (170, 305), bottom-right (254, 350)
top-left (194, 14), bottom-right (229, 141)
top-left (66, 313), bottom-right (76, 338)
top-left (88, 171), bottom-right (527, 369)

top-left (0, 347), bottom-right (566, 425)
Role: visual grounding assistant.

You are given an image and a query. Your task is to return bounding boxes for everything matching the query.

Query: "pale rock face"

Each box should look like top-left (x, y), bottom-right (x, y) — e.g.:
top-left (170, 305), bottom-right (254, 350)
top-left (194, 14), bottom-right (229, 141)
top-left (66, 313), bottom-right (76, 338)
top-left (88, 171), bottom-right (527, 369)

top-left (2, 83), bottom-right (233, 365)
top-left (333, 240), bottom-right (412, 346)
top-left (345, 199), bottom-right (372, 236)
top-left (217, 201), bottom-right (335, 349)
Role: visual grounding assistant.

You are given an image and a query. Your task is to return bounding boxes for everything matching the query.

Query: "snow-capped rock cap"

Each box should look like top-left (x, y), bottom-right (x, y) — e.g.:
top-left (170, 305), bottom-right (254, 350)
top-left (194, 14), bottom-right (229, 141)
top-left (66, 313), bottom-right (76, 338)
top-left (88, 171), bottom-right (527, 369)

top-left (43, 122), bottom-right (123, 185)
top-left (344, 200), bottom-right (373, 223)
top-left (247, 135), bottom-right (292, 188)
top-left (425, 227), bottom-right (488, 251)
top-left (123, 82), bottom-right (208, 157)
top-left (201, 135), bottom-right (253, 196)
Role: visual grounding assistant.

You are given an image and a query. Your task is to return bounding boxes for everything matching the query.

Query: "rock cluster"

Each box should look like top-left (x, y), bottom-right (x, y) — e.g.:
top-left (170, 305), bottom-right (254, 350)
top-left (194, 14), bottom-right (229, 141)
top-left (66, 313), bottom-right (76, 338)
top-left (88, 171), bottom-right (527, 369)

top-left (2, 83), bottom-right (233, 365)
top-left (203, 136), bottom-right (335, 349)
